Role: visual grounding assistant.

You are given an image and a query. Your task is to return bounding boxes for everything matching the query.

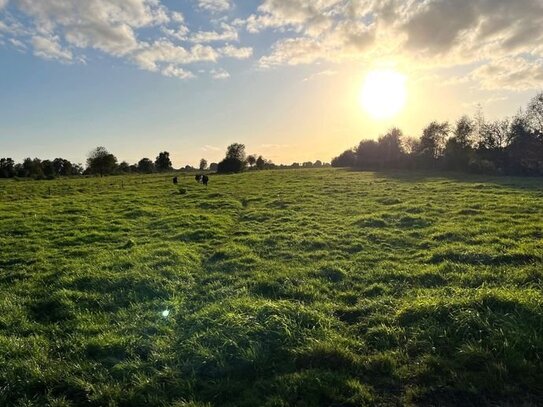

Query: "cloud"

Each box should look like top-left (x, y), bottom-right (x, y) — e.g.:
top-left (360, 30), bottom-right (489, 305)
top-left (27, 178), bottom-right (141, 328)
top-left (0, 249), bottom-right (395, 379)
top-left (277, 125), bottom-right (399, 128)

top-left (211, 68), bottom-right (230, 79)
top-left (303, 69), bottom-right (337, 82)
top-left (1, 0), bottom-right (543, 90)
top-left (32, 35), bottom-right (72, 61)
top-left (220, 44), bottom-right (253, 59)
top-left (162, 64), bottom-right (195, 79)
top-left (190, 23), bottom-right (238, 43)
top-left (133, 40), bottom-right (218, 72)
top-left (471, 57), bottom-right (543, 91)
top-left (198, 0), bottom-right (231, 13)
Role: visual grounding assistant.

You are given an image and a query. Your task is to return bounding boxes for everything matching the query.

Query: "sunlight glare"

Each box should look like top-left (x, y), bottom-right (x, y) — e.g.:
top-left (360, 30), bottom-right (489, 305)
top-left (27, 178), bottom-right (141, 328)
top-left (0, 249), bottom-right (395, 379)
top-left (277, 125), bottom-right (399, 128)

top-left (360, 70), bottom-right (407, 120)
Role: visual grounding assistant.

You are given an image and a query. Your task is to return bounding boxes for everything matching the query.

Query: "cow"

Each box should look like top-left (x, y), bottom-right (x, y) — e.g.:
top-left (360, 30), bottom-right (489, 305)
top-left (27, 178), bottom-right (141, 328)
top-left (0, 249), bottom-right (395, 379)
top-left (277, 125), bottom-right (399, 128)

top-left (195, 174), bottom-right (209, 186)
top-left (173, 176), bottom-right (178, 185)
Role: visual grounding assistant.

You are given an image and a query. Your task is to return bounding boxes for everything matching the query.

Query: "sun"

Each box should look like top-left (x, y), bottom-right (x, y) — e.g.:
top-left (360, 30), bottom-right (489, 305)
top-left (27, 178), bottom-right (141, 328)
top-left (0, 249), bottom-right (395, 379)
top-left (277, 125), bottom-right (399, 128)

top-left (360, 69), bottom-right (407, 120)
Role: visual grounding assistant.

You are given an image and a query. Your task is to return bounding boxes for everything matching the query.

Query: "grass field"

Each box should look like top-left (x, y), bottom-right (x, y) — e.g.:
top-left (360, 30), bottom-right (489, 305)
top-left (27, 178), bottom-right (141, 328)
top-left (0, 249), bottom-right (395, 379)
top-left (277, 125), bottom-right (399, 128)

top-left (1, 168), bottom-right (542, 406)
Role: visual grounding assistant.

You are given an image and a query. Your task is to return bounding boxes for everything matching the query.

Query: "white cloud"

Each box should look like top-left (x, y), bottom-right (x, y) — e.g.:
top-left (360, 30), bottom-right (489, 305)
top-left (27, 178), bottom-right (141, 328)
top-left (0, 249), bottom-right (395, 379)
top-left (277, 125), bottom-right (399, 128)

top-left (1, 0), bottom-right (543, 90)
top-left (198, 0), bottom-right (231, 13)
top-left (471, 57), bottom-right (543, 91)
top-left (190, 23), bottom-right (238, 43)
top-left (162, 64), bottom-right (195, 79)
top-left (32, 35), bottom-right (72, 61)
top-left (303, 69), bottom-right (337, 82)
top-left (211, 68), bottom-right (230, 79)
top-left (133, 40), bottom-right (218, 72)
top-left (220, 44), bottom-right (252, 59)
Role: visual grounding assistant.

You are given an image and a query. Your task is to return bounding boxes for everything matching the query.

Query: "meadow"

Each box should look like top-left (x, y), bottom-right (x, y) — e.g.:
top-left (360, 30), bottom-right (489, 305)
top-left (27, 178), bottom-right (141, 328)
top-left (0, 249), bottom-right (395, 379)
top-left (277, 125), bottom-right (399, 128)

top-left (0, 168), bottom-right (542, 406)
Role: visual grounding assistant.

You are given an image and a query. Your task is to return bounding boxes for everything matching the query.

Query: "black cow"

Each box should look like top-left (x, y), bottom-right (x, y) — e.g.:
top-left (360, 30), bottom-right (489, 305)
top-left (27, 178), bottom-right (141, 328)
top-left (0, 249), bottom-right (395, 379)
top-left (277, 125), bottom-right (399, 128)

top-left (173, 176), bottom-right (178, 185)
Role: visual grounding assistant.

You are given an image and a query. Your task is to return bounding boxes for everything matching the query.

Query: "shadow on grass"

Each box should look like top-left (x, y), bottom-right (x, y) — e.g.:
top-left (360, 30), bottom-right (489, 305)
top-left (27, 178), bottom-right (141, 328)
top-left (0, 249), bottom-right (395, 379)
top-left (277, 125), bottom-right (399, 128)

top-left (341, 168), bottom-right (543, 192)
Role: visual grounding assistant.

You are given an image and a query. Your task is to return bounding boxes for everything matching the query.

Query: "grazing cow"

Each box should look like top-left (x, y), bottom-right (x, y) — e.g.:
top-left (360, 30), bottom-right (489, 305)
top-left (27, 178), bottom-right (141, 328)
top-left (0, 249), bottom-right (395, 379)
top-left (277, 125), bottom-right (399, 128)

top-left (195, 174), bottom-right (202, 183)
top-left (202, 175), bottom-right (209, 186)
top-left (173, 176), bottom-right (178, 185)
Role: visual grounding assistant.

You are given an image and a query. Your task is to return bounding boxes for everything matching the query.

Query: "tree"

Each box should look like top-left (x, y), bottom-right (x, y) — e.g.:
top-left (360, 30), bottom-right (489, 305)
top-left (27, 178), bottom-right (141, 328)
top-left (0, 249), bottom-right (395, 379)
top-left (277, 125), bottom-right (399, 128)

top-left (217, 143), bottom-right (247, 173)
top-left (453, 116), bottom-right (475, 149)
top-left (247, 155), bottom-right (256, 168)
top-left (526, 92), bottom-right (543, 137)
top-left (256, 155), bottom-right (266, 170)
top-left (118, 161), bottom-right (131, 173)
top-left (226, 143), bottom-right (246, 161)
top-left (41, 160), bottom-right (55, 178)
top-left (199, 158), bottom-right (208, 171)
top-left (87, 147), bottom-right (118, 177)
top-left (20, 158), bottom-right (44, 179)
top-left (155, 151), bottom-right (172, 172)
top-left (314, 160), bottom-right (323, 167)
top-left (507, 114), bottom-right (543, 175)
top-left (416, 121), bottom-right (450, 166)
top-left (443, 117), bottom-right (476, 170)
top-left (209, 162), bottom-right (218, 172)
top-left (137, 158), bottom-right (155, 173)
top-left (355, 140), bottom-right (380, 168)
top-left (477, 119), bottom-right (511, 151)
top-left (377, 128), bottom-right (406, 167)
top-left (331, 149), bottom-right (356, 167)
top-left (0, 158), bottom-right (15, 178)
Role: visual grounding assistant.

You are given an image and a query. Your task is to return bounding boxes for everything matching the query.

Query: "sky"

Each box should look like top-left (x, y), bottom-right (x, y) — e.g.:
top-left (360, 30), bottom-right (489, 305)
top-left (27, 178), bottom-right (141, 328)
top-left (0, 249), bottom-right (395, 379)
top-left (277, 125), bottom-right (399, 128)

top-left (1, 0), bottom-right (542, 167)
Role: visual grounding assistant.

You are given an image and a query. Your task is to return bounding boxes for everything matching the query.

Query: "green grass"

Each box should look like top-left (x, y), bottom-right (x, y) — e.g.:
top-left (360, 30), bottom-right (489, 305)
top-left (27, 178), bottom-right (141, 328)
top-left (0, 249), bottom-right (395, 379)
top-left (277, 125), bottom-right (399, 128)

top-left (0, 169), bottom-right (542, 406)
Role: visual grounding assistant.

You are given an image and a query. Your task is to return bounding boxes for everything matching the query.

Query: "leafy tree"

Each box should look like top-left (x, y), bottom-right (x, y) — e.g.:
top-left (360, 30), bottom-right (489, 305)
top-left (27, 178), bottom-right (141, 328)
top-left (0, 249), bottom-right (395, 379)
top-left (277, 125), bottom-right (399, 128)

top-left (226, 143), bottom-right (246, 162)
top-left (87, 147), bottom-right (118, 177)
top-left (378, 128), bottom-right (406, 167)
top-left (526, 91), bottom-right (543, 137)
top-left (199, 158), bottom-right (208, 171)
top-left (0, 158), bottom-right (15, 178)
top-left (355, 140), bottom-right (380, 169)
top-left (217, 157), bottom-right (245, 173)
top-left (444, 117), bottom-right (476, 170)
top-left (137, 158), bottom-right (155, 173)
top-left (507, 114), bottom-right (543, 175)
top-left (20, 158), bottom-right (44, 179)
top-left (217, 143), bottom-right (247, 173)
top-left (453, 116), bottom-right (475, 149)
top-left (416, 121), bottom-right (450, 167)
top-left (247, 155), bottom-right (256, 167)
top-left (256, 155), bottom-right (266, 170)
top-left (155, 151), bottom-right (172, 172)
top-left (209, 162), bottom-right (218, 172)
top-left (313, 160), bottom-right (323, 167)
top-left (41, 160), bottom-right (55, 178)
top-left (331, 149), bottom-right (356, 167)
top-left (118, 161), bottom-right (131, 173)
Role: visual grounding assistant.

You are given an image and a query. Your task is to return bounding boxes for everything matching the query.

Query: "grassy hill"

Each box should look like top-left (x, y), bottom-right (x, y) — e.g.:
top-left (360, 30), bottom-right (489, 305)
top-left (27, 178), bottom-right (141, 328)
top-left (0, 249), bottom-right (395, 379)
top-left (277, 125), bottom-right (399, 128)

top-left (1, 169), bottom-right (542, 406)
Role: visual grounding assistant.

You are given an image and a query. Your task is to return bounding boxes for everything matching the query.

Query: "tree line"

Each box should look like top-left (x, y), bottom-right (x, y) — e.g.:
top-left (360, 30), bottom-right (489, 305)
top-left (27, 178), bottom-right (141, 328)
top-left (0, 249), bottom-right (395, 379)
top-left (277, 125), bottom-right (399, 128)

top-left (0, 143), bottom-right (329, 179)
top-left (332, 92), bottom-right (543, 176)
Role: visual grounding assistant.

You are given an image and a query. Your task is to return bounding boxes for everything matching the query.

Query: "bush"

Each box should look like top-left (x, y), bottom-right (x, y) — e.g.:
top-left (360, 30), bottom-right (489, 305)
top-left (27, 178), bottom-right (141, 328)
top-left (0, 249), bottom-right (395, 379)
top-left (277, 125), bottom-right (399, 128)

top-left (217, 157), bottom-right (246, 174)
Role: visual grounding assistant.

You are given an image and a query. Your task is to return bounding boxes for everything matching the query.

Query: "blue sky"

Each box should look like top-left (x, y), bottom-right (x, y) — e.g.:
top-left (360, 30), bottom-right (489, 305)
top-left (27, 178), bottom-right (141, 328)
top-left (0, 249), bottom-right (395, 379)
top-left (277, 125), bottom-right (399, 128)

top-left (1, 0), bottom-right (542, 167)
